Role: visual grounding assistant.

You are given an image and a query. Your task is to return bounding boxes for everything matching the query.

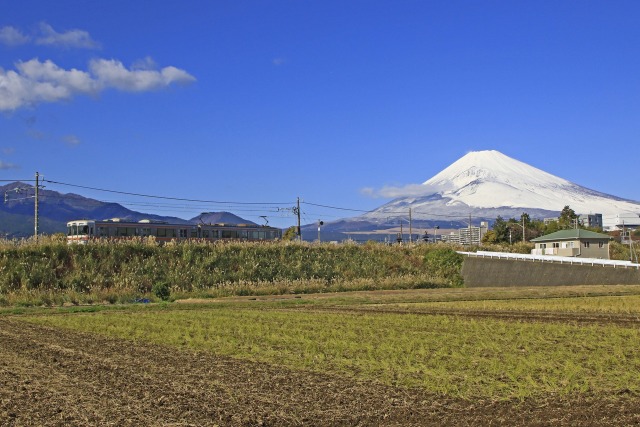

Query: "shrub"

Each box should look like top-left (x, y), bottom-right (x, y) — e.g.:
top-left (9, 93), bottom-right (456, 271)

top-left (152, 281), bottom-right (171, 301)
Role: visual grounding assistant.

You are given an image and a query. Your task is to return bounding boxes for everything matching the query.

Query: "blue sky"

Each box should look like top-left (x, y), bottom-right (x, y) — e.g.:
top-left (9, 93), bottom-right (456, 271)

top-left (1, 1), bottom-right (639, 228)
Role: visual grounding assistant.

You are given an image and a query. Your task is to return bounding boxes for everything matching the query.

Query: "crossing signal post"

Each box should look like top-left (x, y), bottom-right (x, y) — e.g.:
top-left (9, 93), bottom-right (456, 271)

top-left (317, 220), bottom-right (324, 242)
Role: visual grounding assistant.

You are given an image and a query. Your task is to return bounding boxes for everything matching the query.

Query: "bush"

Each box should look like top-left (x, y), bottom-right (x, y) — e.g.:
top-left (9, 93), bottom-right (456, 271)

top-left (152, 281), bottom-right (171, 301)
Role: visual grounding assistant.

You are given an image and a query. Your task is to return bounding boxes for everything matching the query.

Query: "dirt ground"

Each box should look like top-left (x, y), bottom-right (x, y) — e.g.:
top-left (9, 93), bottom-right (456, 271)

top-left (1, 318), bottom-right (639, 426)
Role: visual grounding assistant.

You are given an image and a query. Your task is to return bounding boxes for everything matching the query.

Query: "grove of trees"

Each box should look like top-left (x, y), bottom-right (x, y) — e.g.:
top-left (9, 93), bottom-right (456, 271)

top-left (482, 205), bottom-right (600, 245)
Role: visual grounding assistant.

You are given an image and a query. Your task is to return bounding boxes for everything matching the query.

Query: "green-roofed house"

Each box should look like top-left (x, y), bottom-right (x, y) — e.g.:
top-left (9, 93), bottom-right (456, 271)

top-left (530, 229), bottom-right (612, 259)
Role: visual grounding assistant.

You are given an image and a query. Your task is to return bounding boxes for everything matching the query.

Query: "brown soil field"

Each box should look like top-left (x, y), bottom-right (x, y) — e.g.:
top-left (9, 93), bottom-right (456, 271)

top-left (1, 318), bottom-right (640, 426)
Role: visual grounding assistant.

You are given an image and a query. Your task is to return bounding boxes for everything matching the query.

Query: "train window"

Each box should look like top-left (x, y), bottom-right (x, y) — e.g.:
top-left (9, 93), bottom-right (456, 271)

top-left (98, 227), bottom-right (108, 237)
top-left (167, 229), bottom-right (176, 238)
top-left (190, 229), bottom-right (198, 238)
top-left (179, 229), bottom-right (188, 238)
top-left (221, 230), bottom-right (237, 239)
top-left (211, 230), bottom-right (219, 238)
top-left (157, 228), bottom-right (167, 237)
top-left (238, 230), bottom-right (248, 239)
top-left (202, 230), bottom-right (209, 238)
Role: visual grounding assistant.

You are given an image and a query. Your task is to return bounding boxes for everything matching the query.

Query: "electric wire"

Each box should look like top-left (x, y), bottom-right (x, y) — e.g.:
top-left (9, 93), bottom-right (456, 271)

top-left (43, 179), bottom-right (294, 206)
top-left (303, 200), bottom-right (483, 219)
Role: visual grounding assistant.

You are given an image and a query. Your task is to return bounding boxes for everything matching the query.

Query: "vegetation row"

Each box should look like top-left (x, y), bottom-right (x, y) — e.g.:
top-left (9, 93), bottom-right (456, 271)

top-left (0, 237), bottom-right (466, 306)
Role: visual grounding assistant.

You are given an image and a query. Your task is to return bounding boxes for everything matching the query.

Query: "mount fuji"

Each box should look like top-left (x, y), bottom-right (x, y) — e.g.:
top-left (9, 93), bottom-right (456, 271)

top-left (352, 150), bottom-right (640, 230)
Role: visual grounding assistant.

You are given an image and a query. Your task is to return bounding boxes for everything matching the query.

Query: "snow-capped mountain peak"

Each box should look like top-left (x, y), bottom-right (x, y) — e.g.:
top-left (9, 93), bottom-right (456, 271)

top-left (423, 150), bottom-right (568, 192)
top-left (360, 150), bottom-right (640, 228)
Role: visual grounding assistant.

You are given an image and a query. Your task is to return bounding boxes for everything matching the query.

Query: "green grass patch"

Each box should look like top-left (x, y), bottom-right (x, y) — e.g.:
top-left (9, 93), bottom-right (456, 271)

top-left (22, 302), bottom-right (640, 401)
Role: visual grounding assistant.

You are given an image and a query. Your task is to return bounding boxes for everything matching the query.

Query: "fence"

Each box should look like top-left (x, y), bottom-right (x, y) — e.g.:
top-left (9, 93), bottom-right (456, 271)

top-left (459, 251), bottom-right (640, 269)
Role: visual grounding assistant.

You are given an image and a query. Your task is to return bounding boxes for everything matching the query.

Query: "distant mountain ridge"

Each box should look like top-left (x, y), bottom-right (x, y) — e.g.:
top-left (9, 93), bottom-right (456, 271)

top-left (303, 150), bottom-right (640, 240)
top-left (4, 151), bottom-right (639, 239)
top-left (0, 182), bottom-right (253, 238)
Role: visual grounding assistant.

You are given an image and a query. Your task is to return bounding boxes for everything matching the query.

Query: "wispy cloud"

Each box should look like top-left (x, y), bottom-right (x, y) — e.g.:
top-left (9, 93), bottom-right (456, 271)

top-left (361, 183), bottom-right (433, 199)
top-left (62, 134), bottom-right (81, 146)
top-left (0, 58), bottom-right (196, 111)
top-left (1, 147), bottom-right (15, 155)
top-left (35, 22), bottom-right (100, 49)
top-left (272, 57), bottom-right (286, 66)
top-left (0, 160), bottom-right (19, 170)
top-left (27, 129), bottom-right (46, 140)
top-left (90, 58), bottom-right (196, 92)
top-left (0, 26), bottom-right (30, 46)
top-left (1, 23), bottom-right (99, 49)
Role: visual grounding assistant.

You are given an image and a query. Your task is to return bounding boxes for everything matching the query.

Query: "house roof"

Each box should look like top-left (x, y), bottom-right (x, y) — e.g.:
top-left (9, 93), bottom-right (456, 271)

top-left (531, 229), bottom-right (611, 242)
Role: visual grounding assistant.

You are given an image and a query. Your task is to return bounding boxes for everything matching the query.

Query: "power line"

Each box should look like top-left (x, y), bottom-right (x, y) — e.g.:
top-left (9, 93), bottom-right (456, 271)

top-left (43, 179), bottom-right (294, 206)
top-left (302, 201), bottom-right (375, 213)
top-left (302, 200), bottom-right (484, 219)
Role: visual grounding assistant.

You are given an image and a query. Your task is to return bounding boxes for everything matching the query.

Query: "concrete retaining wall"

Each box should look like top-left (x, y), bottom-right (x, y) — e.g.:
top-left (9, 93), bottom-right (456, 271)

top-left (462, 256), bottom-right (640, 287)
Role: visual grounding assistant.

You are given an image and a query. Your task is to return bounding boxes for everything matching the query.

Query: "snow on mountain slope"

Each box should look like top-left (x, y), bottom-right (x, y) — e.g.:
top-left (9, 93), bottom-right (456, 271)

top-left (361, 150), bottom-right (640, 227)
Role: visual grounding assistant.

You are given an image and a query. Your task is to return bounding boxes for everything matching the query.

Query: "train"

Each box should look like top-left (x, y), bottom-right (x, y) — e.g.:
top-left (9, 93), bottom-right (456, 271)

top-left (66, 218), bottom-right (282, 244)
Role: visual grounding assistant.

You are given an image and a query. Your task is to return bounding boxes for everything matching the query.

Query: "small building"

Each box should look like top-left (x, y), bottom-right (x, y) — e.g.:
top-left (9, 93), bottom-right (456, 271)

top-left (612, 213), bottom-right (640, 230)
top-left (579, 213), bottom-right (603, 229)
top-left (530, 229), bottom-right (611, 259)
top-left (441, 222), bottom-right (488, 246)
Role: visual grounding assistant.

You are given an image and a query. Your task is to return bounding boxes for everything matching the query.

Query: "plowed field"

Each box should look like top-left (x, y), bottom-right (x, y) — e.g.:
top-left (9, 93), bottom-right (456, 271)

top-left (2, 318), bottom-right (639, 426)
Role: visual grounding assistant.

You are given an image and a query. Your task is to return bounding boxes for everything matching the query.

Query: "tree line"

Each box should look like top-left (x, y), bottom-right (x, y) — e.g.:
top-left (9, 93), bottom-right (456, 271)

top-left (482, 205), bottom-right (599, 245)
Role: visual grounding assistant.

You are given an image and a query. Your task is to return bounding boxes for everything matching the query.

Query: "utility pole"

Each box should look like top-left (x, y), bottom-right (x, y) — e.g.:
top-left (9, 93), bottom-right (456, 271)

top-left (409, 208), bottom-right (412, 244)
top-left (317, 220), bottom-right (323, 243)
top-left (296, 197), bottom-right (301, 242)
top-left (34, 171), bottom-right (39, 240)
top-left (622, 221), bottom-right (632, 262)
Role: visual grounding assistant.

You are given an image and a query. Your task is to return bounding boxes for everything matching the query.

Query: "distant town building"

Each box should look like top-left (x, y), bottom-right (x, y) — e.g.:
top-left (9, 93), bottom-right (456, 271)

top-left (543, 218), bottom-right (558, 225)
top-left (530, 229), bottom-right (611, 259)
top-left (610, 213), bottom-right (640, 230)
top-left (578, 213), bottom-right (603, 229)
top-left (441, 222), bottom-right (488, 246)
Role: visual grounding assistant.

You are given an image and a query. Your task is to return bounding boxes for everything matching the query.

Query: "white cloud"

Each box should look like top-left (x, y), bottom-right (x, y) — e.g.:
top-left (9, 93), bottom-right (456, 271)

top-left (62, 134), bottom-right (81, 146)
top-left (0, 160), bottom-right (19, 170)
top-left (361, 183), bottom-right (433, 199)
top-left (0, 26), bottom-right (30, 46)
top-left (89, 59), bottom-right (196, 92)
top-left (35, 23), bottom-right (100, 49)
top-left (272, 57), bottom-right (286, 66)
top-left (0, 58), bottom-right (196, 111)
top-left (17, 59), bottom-right (98, 93)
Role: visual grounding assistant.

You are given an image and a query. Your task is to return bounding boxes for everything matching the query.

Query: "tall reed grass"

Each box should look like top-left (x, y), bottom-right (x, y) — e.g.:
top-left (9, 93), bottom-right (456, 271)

top-left (0, 236), bottom-right (464, 306)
